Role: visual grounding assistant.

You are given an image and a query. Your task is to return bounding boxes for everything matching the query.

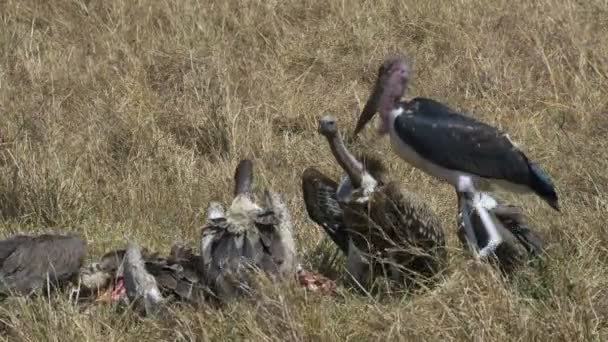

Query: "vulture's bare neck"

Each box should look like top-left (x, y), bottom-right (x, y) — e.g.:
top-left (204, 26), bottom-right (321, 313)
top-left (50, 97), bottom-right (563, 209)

top-left (324, 133), bottom-right (364, 188)
top-left (234, 159), bottom-right (253, 197)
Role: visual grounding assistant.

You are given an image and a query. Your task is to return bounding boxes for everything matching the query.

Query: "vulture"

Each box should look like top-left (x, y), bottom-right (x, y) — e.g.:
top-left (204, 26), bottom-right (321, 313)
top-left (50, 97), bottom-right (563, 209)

top-left (200, 159), bottom-right (298, 302)
top-left (302, 115), bottom-right (447, 290)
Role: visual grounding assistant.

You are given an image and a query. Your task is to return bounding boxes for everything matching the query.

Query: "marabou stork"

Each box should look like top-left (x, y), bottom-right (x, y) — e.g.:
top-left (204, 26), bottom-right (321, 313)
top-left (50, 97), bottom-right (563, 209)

top-left (353, 55), bottom-right (559, 257)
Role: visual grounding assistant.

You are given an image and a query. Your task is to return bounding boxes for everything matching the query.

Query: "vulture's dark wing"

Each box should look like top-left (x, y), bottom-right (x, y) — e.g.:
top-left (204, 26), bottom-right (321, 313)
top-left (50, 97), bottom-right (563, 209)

top-left (457, 197), bottom-right (544, 274)
top-left (492, 204), bottom-right (544, 256)
top-left (342, 183), bottom-right (447, 280)
top-left (0, 235), bottom-right (32, 264)
top-left (0, 234), bottom-right (87, 295)
top-left (255, 209), bottom-right (284, 276)
top-left (200, 222), bottom-right (263, 301)
top-left (254, 191), bottom-right (297, 278)
top-left (144, 249), bottom-right (207, 304)
top-left (301, 167), bottom-right (350, 254)
top-left (169, 243), bottom-right (196, 262)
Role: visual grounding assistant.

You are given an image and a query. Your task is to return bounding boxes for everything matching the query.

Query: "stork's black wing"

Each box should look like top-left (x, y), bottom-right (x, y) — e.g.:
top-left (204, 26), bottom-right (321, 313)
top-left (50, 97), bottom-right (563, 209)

top-left (396, 98), bottom-right (531, 183)
top-left (301, 167), bottom-right (349, 254)
top-left (395, 97), bottom-right (559, 209)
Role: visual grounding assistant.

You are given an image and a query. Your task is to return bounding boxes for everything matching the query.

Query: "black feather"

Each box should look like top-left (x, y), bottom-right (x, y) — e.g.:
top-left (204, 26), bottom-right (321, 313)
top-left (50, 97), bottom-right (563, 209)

top-left (394, 97), bottom-right (559, 211)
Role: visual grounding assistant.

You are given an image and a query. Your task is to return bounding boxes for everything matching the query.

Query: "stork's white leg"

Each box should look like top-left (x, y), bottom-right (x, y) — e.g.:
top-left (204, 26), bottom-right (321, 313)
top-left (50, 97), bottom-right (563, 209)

top-left (473, 193), bottom-right (503, 257)
top-left (455, 177), bottom-right (482, 258)
top-left (458, 192), bottom-right (481, 257)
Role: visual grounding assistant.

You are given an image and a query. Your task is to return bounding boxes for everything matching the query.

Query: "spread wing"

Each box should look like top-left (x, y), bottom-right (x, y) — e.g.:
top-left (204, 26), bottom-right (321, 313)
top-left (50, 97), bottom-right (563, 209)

top-left (301, 167), bottom-right (350, 254)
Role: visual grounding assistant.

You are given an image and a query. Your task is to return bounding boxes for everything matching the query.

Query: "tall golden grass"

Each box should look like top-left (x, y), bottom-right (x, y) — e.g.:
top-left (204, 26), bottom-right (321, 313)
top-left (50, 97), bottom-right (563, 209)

top-left (0, 0), bottom-right (607, 340)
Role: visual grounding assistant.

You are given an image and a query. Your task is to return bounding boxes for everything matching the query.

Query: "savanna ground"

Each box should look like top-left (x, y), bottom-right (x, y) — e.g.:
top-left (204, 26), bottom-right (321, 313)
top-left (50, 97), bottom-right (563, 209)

top-left (0, 0), bottom-right (607, 340)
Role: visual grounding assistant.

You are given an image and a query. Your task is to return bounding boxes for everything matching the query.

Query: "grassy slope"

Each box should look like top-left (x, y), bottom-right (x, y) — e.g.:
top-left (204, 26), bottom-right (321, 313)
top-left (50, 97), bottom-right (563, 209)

top-left (0, 0), bottom-right (607, 340)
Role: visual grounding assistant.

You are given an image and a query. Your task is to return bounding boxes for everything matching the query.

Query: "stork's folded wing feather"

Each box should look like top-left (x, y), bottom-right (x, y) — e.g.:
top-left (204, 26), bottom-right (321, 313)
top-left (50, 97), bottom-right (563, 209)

top-left (395, 97), bottom-right (532, 184)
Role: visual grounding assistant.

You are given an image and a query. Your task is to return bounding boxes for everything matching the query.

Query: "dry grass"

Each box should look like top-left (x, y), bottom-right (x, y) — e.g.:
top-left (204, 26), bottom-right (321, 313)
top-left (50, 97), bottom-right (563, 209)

top-left (0, 0), bottom-right (607, 340)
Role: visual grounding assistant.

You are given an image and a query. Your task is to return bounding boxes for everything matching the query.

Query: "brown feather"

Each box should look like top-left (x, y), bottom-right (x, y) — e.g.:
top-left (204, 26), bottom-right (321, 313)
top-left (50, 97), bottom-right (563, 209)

top-left (301, 167), bottom-right (350, 254)
top-left (343, 181), bottom-right (447, 283)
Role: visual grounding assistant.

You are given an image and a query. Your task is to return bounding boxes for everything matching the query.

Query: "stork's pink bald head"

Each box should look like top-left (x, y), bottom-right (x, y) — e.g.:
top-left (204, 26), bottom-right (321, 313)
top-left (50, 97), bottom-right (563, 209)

top-left (354, 56), bottom-right (411, 135)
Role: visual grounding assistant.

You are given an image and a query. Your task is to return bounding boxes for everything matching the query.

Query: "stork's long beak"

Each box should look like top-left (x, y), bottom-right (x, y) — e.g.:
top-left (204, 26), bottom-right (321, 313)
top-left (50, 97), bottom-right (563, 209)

top-left (354, 79), bottom-right (383, 136)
